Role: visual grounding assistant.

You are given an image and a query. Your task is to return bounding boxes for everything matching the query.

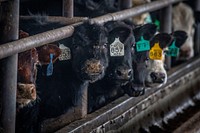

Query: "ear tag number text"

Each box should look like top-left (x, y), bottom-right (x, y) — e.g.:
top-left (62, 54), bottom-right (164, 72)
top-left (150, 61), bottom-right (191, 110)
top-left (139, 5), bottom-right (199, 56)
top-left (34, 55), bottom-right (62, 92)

top-left (110, 37), bottom-right (124, 57)
top-left (149, 43), bottom-right (163, 60)
top-left (136, 36), bottom-right (150, 52)
top-left (166, 40), bottom-right (179, 57)
top-left (59, 44), bottom-right (71, 61)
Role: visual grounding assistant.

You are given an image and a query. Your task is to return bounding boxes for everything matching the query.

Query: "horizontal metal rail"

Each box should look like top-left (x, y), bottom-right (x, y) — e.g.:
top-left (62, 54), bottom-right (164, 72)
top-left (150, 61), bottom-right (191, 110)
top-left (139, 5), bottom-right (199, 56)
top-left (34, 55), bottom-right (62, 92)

top-left (20, 16), bottom-right (88, 25)
top-left (89, 0), bottom-right (183, 24)
top-left (0, 0), bottom-right (183, 59)
top-left (0, 26), bottom-right (74, 59)
top-left (56, 55), bottom-right (200, 133)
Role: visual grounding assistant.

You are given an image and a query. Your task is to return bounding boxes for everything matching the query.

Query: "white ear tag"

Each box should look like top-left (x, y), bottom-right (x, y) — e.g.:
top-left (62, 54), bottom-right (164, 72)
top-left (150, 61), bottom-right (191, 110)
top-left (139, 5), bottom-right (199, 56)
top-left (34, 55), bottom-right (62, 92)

top-left (59, 44), bottom-right (71, 61)
top-left (110, 37), bottom-right (124, 57)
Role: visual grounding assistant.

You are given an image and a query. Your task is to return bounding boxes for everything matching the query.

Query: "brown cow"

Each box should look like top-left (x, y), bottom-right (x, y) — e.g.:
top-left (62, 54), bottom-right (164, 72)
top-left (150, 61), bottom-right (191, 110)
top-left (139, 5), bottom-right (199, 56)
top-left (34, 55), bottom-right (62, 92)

top-left (17, 30), bottom-right (61, 108)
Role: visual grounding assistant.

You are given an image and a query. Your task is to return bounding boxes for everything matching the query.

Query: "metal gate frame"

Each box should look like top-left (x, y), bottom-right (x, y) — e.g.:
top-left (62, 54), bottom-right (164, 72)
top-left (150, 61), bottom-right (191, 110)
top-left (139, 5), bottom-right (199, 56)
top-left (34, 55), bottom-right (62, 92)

top-left (0, 0), bottom-right (198, 132)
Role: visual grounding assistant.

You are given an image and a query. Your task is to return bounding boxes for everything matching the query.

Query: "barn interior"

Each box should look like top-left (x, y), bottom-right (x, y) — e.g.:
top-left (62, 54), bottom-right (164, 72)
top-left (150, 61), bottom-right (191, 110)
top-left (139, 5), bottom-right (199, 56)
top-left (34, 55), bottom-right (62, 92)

top-left (1, 0), bottom-right (200, 133)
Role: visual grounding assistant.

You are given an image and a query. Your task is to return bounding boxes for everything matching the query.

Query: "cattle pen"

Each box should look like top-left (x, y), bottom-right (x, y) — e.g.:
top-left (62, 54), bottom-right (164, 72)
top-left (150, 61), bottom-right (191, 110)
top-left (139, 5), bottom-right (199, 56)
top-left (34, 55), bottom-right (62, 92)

top-left (1, 0), bottom-right (200, 133)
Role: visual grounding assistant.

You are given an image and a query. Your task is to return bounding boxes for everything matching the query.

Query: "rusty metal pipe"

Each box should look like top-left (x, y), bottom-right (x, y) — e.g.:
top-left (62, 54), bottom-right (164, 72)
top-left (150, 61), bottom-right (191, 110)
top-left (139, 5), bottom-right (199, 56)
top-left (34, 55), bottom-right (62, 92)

top-left (0, 0), bottom-right (19, 133)
top-left (0, 26), bottom-right (74, 59)
top-left (89, 0), bottom-right (182, 24)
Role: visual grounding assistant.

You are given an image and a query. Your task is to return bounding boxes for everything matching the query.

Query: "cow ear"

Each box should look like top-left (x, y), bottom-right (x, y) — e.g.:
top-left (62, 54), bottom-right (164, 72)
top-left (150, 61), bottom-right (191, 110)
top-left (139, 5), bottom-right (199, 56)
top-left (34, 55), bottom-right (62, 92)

top-left (171, 30), bottom-right (188, 48)
top-left (133, 23), bottom-right (157, 42)
top-left (150, 33), bottom-right (172, 49)
top-left (19, 30), bottom-right (29, 39)
top-left (37, 44), bottom-right (61, 65)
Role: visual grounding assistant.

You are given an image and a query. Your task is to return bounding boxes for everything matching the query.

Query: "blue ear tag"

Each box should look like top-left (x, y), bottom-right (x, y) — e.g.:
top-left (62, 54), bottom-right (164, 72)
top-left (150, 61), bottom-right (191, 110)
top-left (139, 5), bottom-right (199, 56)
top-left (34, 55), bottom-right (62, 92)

top-left (166, 40), bottom-right (179, 57)
top-left (136, 36), bottom-right (150, 52)
top-left (47, 53), bottom-right (54, 76)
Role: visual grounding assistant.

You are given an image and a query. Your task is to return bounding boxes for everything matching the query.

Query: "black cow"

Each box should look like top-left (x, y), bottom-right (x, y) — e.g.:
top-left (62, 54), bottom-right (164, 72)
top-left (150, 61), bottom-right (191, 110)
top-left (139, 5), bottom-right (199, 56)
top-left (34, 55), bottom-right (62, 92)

top-left (123, 23), bottom-right (158, 96)
top-left (88, 21), bottom-right (135, 113)
top-left (19, 16), bottom-right (109, 132)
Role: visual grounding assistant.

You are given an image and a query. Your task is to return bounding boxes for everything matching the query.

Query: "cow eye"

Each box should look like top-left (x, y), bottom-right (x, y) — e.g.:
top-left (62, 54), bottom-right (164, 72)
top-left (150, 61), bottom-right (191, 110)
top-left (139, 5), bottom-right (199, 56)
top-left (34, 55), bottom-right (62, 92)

top-left (102, 43), bottom-right (107, 48)
top-left (73, 44), bottom-right (79, 49)
top-left (145, 57), bottom-right (149, 61)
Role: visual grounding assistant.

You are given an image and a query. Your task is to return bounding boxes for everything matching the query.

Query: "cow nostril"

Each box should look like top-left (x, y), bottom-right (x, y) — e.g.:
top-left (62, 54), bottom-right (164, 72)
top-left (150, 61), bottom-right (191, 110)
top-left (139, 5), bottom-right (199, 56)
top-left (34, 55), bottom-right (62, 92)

top-left (160, 73), bottom-right (166, 80)
top-left (150, 72), bottom-right (157, 81)
top-left (116, 70), bottom-right (122, 76)
top-left (30, 87), bottom-right (35, 94)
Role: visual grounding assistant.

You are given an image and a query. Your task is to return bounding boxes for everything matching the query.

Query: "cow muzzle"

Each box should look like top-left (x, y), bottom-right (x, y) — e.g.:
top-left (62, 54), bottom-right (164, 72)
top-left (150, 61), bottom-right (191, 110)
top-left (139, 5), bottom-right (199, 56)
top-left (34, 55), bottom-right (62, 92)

top-left (82, 59), bottom-right (105, 83)
top-left (150, 72), bottom-right (166, 83)
top-left (84, 59), bottom-right (104, 75)
top-left (115, 66), bottom-right (133, 81)
top-left (17, 83), bottom-right (37, 102)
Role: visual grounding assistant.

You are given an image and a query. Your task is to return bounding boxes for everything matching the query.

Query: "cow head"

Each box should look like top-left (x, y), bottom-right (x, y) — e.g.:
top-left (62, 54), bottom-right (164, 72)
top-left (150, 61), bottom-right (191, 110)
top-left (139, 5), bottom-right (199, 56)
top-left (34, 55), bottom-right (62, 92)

top-left (17, 30), bottom-right (61, 108)
top-left (124, 23), bottom-right (157, 96)
top-left (144, 33), bottom-right (172, 87)
top-left (104, 21), bottom-right (135, 85)
top-left (71, 22), bottom-right (109, 83)
top-left (172, 2), bottom-right (195, 60)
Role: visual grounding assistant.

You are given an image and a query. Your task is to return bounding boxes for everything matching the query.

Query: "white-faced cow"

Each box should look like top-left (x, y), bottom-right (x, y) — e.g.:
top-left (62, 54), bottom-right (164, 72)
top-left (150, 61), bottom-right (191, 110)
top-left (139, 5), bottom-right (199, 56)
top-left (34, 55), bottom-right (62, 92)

top-left (172, 2), bottom-right (195, 61)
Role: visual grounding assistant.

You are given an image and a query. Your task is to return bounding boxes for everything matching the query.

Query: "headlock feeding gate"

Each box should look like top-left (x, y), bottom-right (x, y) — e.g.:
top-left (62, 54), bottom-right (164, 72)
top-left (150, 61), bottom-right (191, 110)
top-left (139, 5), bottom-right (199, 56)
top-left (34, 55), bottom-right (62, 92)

top-left (1, 0), bottom-right (200, 133)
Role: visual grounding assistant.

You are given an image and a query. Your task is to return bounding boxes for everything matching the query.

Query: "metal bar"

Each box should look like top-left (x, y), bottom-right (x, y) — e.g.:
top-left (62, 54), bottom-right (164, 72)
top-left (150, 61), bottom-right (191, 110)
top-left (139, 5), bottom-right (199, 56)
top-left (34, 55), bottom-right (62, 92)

top-left (119, 0), bottom-right (132, 21)
top-left (20, 16), bottom-right (88, 25)
top-left (0, 25), bottom-right (74, 59)
top-left (195, 0), bottom-right (200, 11)
top-left (0, 0), bottom-right (19, 133)
top-left (0, 0), bottom-right (182, 60)
top-left (89, 0), bottom-right (182, 24)
top-left (56, 55), bottom-right (200, 133)
top-left (62, 0), bottom-right (73, 17)
top-left (160, 5), bottom-right (172, 70)
top-left (194, 23), bottom-right (200, 55)
top-left (119, 0), bottom-right (132, 10)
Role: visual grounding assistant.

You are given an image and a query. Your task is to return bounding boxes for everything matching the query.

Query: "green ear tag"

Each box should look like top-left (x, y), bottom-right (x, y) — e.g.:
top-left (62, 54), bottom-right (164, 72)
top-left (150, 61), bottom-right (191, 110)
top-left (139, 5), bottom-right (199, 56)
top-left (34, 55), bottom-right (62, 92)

top-left (145, 15), bottom-right (152, 23)
top-left (136, 36), bottom-right (150, 52)
top-left (154, 19), bottom-right (160, 30)
top-left (166, 40), bottom-right (179, 57)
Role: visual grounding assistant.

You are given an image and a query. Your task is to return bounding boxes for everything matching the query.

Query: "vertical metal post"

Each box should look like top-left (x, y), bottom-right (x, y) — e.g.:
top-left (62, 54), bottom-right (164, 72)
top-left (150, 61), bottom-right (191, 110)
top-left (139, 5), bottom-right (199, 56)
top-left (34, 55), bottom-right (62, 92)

top-left (194, 0), bottom-right (200, 55)
top-left (195, 0), bottom-right (200, 11)
top-left (119, 0), bottom-right (132, 10)
top-left (119, 0), bottom-right (132, 21)
top-left (194, 23), bottom-right (200, 55)
top-left (160, 5), bottom-right (172, 70)
top-left (0, 0), bottom-right (19, 133)
top-left (62, 0), bottom-right (73, 17)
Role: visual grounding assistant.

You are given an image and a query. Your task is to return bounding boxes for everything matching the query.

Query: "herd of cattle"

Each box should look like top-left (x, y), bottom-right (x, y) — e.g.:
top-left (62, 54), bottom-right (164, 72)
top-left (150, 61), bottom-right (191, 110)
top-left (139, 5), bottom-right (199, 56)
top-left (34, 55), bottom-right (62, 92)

top-left (0, 0), bottom-right (196, 133)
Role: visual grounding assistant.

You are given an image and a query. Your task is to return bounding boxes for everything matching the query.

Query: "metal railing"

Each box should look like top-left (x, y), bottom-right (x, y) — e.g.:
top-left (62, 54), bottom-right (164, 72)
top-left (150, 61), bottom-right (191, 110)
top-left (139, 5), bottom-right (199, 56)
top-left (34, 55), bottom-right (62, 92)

top-left (0, 0), bottom-right (193, 132)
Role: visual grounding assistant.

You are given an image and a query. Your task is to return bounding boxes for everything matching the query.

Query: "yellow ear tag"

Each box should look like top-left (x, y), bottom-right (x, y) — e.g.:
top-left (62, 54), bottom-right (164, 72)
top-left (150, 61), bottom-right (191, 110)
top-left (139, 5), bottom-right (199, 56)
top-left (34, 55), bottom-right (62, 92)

top-left (149, 43), bottom-right (163, 60)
